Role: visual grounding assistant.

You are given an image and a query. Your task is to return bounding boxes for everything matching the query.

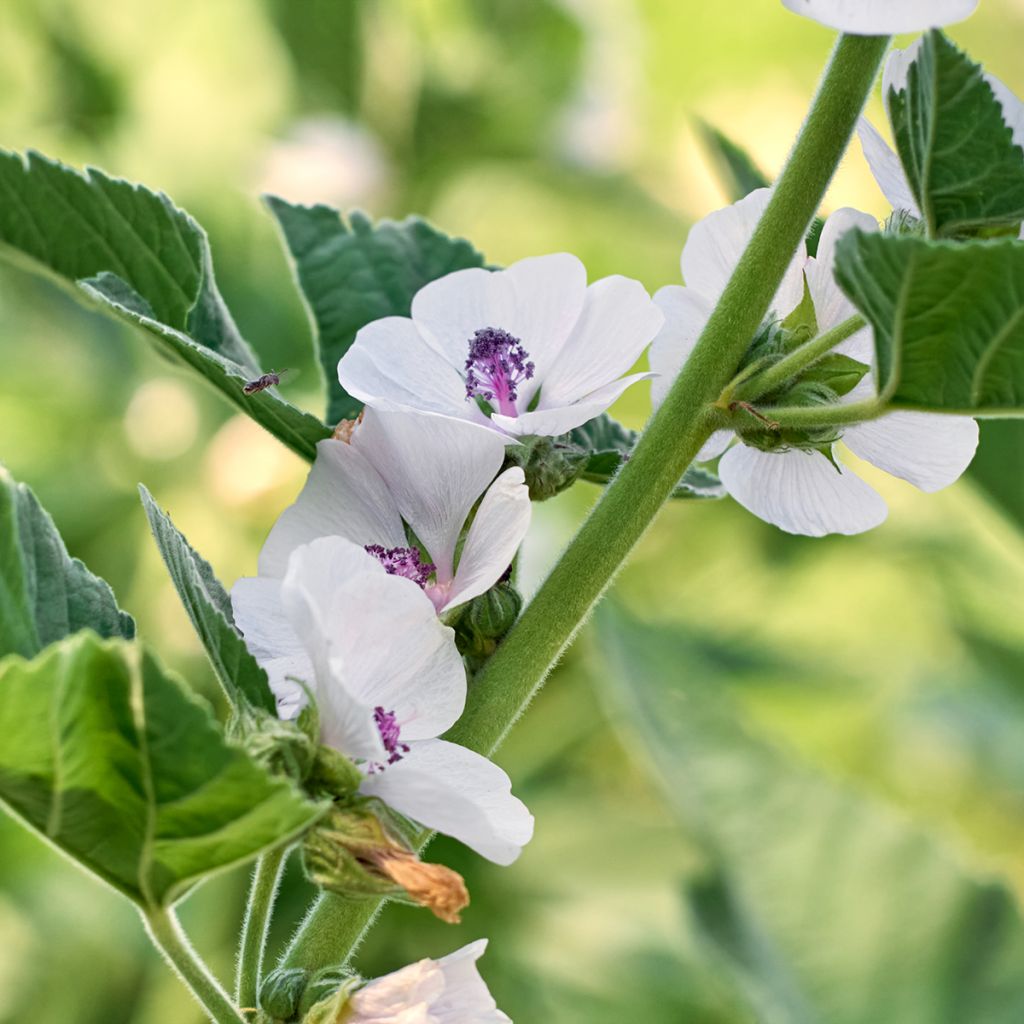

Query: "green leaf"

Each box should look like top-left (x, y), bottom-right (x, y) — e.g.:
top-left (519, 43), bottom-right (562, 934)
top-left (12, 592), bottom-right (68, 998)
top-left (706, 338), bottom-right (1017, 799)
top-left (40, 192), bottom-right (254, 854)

top-left (695, 119), bottom-right (771, 202)
top-left (0, 633), bottom-right (324, 909)
top-left (969, 420), bottom-right (1024, 529)
top-left (138, 485), bottom-right (275, 715)
top-left (266, 198), bottom-right (487, 424)
top-left (597, 608), bottom-right (1024, 1024)
top-left (0, 466), bottom-right (133, 659)
top-left (0, 149), bottom-right (330, 459)
top-left (889, 31), bottom-right (1024, 238)
top-left (835, 231), bottom-right (1024, 414)
top-left (569, 414), bottom-right (725, 499)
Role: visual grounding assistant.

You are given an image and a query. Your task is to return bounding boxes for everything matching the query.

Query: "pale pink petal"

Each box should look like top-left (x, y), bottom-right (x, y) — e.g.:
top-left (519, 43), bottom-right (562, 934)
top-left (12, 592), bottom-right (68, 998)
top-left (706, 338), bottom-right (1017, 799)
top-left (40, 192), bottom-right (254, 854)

top-left (649, 285), bottom-right (715, 408)
top-left (781, 0), bottom-right (978, 34)
top-left (856, 119), bottom-right (921, 218)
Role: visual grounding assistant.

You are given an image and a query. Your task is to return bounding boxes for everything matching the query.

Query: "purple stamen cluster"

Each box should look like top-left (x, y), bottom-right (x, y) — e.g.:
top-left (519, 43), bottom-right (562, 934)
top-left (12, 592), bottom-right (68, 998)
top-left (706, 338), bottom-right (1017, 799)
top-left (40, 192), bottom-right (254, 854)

top-left (464, 327), bottom-right (535, 416)
top-left (368, 706), bottom-right (410, 773)
top-left (365, 544), bottom-right (435, 588)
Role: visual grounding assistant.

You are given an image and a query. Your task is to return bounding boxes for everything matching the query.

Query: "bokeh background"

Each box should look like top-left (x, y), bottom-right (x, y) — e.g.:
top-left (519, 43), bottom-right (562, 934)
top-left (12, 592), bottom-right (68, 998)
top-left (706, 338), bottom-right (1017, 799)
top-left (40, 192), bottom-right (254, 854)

top-left (2, 1), bottom-right (1024, 1021)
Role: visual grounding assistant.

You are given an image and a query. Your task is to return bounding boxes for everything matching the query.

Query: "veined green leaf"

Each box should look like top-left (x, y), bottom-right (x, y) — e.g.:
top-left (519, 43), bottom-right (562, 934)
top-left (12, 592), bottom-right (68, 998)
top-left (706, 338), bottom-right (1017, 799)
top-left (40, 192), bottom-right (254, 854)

top-left (0, 466), bottom-right (133, 659)
top-left (835, 231), bottom-right (1024, 415)
top-left (266, 198), bottom-right (487, 424)
top-left (138, 485), bottom-right (275, 714)
top-left (597, 608), bottom-right (1024, 1024)
top-left (969, 420), bottom-right (1024, 529)
top-left (0, 150), bottom-right (330, 459)
top-left (889, 31), bottom-right (1024, 238)
top-left (0, 633), bottom-right (324, 909)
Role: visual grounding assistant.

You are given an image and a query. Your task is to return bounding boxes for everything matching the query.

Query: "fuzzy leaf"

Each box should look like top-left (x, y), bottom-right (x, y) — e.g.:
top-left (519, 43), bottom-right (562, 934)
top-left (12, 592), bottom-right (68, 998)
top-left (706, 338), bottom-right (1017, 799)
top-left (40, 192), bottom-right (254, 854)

top-left (266, 198), bottom-right (487, 424)
top-left (0, 149), bottom-right (329, 459)
top-left (0, 633), bottom-right (324, 909)
top-left (138, 485), bottom-right (275, 714)
top-left (0, 467), bottom-right (133, 659)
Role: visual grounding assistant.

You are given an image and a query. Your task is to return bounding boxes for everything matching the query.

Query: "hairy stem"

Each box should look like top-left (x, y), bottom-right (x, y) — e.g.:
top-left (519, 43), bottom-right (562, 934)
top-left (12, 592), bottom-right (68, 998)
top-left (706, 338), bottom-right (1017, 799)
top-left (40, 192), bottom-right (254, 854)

top-left (235, 847), bottom-right (287, 1009)
top-left (283, 31), bottom-right (890, 973)
top-left (144, 908), bottom-right (246, 1024)
top-left (764, 396), bottom-right (884, 429)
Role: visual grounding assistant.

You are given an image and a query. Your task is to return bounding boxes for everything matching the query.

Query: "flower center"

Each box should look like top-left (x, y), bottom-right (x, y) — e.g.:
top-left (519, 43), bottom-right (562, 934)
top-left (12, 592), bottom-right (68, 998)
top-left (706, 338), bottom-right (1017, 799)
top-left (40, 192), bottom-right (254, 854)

top-left (464, 326), bottom-right (535, 417)
top-left (369, 706), bottom-right (410, 773)
top-left (365, 544), bottom-right (435, 588)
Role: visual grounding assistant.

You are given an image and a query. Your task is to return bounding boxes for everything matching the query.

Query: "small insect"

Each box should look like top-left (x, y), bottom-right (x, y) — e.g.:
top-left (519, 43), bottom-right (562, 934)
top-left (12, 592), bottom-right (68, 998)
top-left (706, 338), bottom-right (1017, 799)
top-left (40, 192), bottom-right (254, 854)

top-left (242, 369), bottom-right (291, 395)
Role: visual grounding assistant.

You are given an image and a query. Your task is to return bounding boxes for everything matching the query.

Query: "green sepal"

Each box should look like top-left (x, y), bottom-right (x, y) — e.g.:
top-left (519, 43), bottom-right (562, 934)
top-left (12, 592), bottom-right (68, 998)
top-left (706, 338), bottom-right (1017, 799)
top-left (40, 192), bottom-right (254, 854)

top-left (504, 435), bottom-right (589, 501)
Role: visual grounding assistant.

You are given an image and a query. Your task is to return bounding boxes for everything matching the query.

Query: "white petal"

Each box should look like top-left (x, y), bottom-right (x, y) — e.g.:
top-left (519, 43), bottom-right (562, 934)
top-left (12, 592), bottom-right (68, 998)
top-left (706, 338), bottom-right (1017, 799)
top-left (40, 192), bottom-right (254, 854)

top-left (649, 286), bottom-right (715, 408)
top-left (986, 73), bottom-right (1024, 151)
top-left (843, 413), bottom-right (979, 492)
top-left (351, 961), bottom-right (446, 1019)
top-left (681, 189), bottom-right (806, 317)
top-left (360, 738), bottom-right (534, 865)
top-left (490, 372), bottom-right (653, 438)
top-left (781, 0), bottom-right (978, 34)
top-left (697, 430), bottom-right (734, 462)
top-left (435, 942), bottom-right (510, 1023)
top-left (540, 275), bottom-right (664, 404)
top-left (856, 119), bottom-right (921, 218)
top-left (258, 439), bottom-right (405, 579)
top-left (354, 406), bottom-right (507, 582)
top-left (282, 538), bottom-right (466, 755)
top-left (442, 468), bottom-right (532, 613)
top-left (719, 444), bottom-right (888, 537)
top-left (337, 315), bottom-right (471, 421)
top-left (806, 208), bottom-right (879, 335)
top-left (883, 40), bottom-right (925, 98)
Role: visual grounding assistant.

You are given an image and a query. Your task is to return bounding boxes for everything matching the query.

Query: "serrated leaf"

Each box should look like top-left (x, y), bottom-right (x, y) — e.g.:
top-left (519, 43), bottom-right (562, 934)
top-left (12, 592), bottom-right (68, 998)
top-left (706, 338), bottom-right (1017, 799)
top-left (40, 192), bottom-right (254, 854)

top-left (0, 150), bottom-right (330, 459)
top-left (835, 231), bottom-right (1024, 414)
top-left (0, 633), bottom-right (324, 909)
top-left (138, 485), bottom-right (275, 714)
top-left (889, 31), bottom-right (1024, 238)
top-left (597, 607), bottom-right (1024, 1024)
top-left (266, 198), bottom-right (487, 424)
top-left (0, 467), bottom-right (133, 658)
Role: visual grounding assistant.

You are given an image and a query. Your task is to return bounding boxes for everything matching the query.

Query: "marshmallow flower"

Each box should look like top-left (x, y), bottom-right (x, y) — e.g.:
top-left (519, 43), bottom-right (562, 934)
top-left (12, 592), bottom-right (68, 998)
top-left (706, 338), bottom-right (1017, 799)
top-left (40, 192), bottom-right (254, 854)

top-left (859, 42), bottom-right (1024, 229)
top-left (231, 537), bottom-right (533, 865)
top-left (649, 190), bottom-right (978, 537)
top-left (781, 0), bottom-right (978, 34)
top-left (337, 253), bottom-right (664, 438)
top-left (258, 406), bottom-right (531, 616)
top-left (347, 941), bottom-right (510, 1024)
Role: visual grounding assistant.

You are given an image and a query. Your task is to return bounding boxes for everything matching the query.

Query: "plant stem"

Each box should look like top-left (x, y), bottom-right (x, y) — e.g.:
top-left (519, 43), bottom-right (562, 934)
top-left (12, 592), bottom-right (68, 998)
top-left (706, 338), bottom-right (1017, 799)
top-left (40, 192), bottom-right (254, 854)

top-left (764, 396), bottom-right (884, 429)
top-left (280, 892), bottom-right (384, 974)
top-left (235, 847), bottom-right (287, 1009)
top-left (282, 31), bottom-right (890, 974)
top-left (144, 907), bottom-right (246, 1024)
top-left (731, 314), bottom-right (865, 402)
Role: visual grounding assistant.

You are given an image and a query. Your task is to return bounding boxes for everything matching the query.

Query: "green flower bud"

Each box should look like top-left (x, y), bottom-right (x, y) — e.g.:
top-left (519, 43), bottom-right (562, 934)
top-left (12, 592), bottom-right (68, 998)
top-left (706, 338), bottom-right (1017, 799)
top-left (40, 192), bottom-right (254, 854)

top-left (259, 966), bottom-right (308, 1021)
top-left (300, 977), bottom-right (362, 1024)
top-left (465, 581), bottom-right (522, 641)
top-left (298, 967), bottom-right (359, 1018)
top-left (504, 435), bottom-right (588, 501)
top-left (227, 702), bottom-right (317, 785)
top-left (306, 744), bottom-right (364, 801)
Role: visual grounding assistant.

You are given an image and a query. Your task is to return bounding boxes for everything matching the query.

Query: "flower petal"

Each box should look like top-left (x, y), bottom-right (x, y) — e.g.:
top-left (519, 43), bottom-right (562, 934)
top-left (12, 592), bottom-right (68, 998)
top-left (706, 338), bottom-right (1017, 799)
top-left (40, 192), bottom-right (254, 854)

top-left (434, 941), bottom-right (510, 1022)
top-left (258, 438), bottom-right (405, 579)
top-left (883, 40), bottom-right (925, 97)
top-left (360, 738), bottom-right (534, 865)
top-left (649, 285), bottom-right (715, 408)
top-left (353, 407), bottom-right (507, 582)
top-left (441, 467), bottom-right (532, 613)
top-left (681, 189), bottom-right (806, 316)
top-left (856, 119), bottom-right (921, 218)
top-left (282, 538), bottom-right (466, 754)
top-left (843, 413), bottom-right (979, 492)
top-left (719, 444), bottom-right (888, 537)
top-left (337, 315), bottom-right (471, 421)
top-left (781, 0), bottom-right (978, 34)
top-left (540, 275), bottom-right (664, 404)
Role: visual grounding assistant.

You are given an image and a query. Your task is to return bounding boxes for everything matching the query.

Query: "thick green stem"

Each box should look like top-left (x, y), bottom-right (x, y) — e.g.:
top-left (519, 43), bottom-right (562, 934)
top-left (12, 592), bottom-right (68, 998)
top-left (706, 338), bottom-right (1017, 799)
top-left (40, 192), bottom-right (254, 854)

top-left (280, 893), bottom-right (384, 974)
top-left (765, 396), bottom-right (884, 429)
top-left (283, 31), bottom-right (890, 973)
top-left (144, 908), bottom-right (246, 1024)
top-left (731, 314), bottom-right (865, 403)
top-left (235, 847), bottom-right (287, 1009)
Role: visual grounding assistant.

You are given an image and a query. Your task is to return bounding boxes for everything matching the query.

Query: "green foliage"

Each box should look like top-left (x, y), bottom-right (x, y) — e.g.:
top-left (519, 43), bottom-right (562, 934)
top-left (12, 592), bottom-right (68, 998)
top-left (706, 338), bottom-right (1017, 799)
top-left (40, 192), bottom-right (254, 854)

top-left (0, 633), bottom-right (325, 910)
top-left (969, 420), bottom-right (1024, 529)
top-left (0, 466), bottom-right (133, 659)
top-left (598, 608), bottom-right (1024, 1024)
top-left (695, 119), bottom-right (771, 202)
top-left (138, 485), bottom-right (276, 714)
top-left (835, 232), bottom-right (1024, 414)
top-left (266, 198), bottom-right (486, 424)
top-left (889, 32), bottom-right (1024, 239)
top-left (0, 150), bottom-right (329, 459)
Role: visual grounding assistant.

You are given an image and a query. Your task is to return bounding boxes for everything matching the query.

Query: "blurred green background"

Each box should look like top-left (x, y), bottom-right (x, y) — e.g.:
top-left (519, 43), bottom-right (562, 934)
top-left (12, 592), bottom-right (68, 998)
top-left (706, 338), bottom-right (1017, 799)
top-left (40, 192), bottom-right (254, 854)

top-left (2, 0), bottom-right (1024, 1021)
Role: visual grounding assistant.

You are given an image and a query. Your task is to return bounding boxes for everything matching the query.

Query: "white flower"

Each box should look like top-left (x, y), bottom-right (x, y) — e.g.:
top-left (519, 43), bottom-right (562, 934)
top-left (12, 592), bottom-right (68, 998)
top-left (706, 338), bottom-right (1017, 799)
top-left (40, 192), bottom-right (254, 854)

top-left (336, 253), bottom-right (664, 438)
top-left (649, 190), bottom-right (979, 537)
top-left (858, 42), bottom-right (1024, 229)
top-left (347, 940), bottom-right (510, 1024)
top-left (781, 0), bottom-right (978, 34)
top-left (257, 405), bottom-right (531, 615)
top-left (231, 537), bottom-right (534, 865)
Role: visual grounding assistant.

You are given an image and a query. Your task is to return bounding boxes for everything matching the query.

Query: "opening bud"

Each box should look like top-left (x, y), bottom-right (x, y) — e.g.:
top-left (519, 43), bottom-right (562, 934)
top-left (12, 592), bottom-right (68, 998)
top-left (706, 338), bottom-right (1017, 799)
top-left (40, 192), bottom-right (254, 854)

top-left (504, 435), bottom-right (588, 501)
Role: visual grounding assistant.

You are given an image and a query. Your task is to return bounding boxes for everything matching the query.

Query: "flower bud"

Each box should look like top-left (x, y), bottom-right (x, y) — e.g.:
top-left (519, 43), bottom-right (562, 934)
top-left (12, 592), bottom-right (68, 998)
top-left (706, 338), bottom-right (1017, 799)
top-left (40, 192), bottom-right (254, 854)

top-left (505, 435), bottom-right (588, 501)
top-left (226, 702), bottom-right (317, 785)
top-left (259, 966), bottom-right (308, 1020)
top-left (465, 581), bottom-right (522, 641)
top-left (298, 966), bottom-right (360, 1018)
top-left (306, 743), bottom-right (364, 801)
